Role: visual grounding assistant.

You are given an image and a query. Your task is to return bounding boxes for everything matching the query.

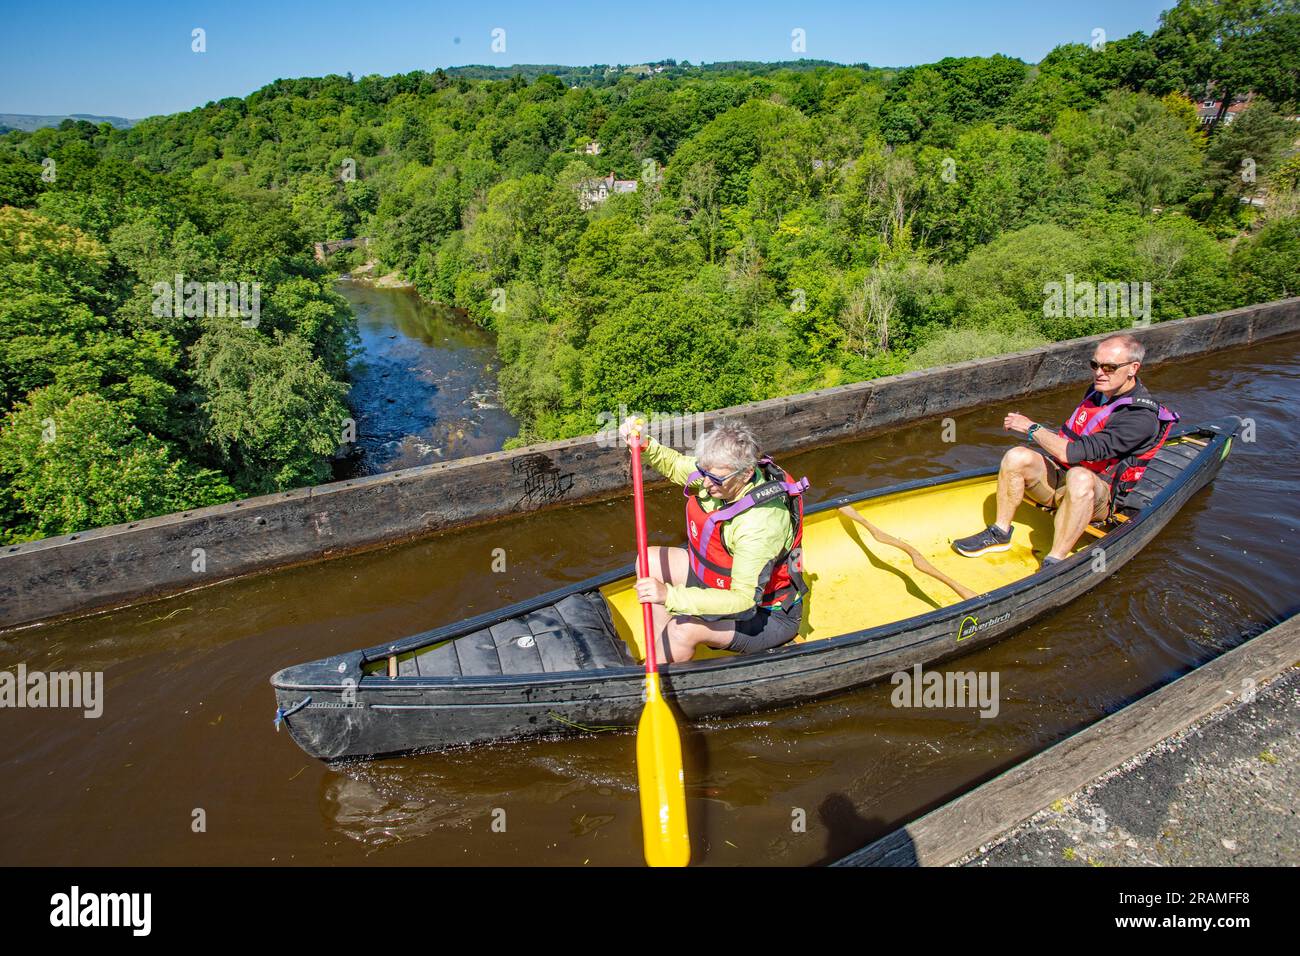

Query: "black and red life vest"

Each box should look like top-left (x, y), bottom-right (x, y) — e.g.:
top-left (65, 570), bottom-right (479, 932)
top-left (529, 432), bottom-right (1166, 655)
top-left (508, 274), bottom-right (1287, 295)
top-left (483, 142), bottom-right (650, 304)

top-left (683, 457), bottom-right (809, 613)
top-left (1055, 388), bottom-right (1179, 500)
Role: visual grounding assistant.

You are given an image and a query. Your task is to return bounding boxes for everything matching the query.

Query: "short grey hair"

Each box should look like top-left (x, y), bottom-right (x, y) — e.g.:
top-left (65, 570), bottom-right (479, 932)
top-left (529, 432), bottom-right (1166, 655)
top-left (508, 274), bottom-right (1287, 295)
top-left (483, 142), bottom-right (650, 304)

top-left (694, 417), bottom-right (760, 473)
top-left (1100, 333), bottom-right (1145, 364)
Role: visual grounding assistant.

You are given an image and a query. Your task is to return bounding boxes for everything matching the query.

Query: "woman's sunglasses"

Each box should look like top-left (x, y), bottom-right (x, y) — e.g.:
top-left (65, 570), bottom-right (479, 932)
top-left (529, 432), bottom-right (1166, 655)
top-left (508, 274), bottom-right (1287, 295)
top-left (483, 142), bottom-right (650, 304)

top-left (1089, 359), bottom-right (1135, 374)
top-left (699, 465), bottom-right (746, 485)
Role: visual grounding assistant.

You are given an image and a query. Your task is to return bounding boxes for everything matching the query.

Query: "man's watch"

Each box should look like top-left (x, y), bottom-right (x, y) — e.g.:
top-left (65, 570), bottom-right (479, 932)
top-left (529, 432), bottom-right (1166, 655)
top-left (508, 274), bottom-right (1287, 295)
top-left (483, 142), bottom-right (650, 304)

top-left (1027, 423), bottom-right (1042, 440)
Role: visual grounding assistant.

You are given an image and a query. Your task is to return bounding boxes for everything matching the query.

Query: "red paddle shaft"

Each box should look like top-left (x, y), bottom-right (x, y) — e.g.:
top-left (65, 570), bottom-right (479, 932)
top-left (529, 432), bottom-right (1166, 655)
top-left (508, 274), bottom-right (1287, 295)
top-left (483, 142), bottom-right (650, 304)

top-left (630, 435), bottom-right (657, 674)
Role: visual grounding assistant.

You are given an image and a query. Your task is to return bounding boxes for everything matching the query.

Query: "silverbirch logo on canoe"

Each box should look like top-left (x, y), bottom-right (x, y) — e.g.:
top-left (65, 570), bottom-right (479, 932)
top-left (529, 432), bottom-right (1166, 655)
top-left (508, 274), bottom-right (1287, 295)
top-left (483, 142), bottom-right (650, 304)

top-left (50, 886), bottom-right (150, 936)
top-left (491, 547), bottom-right (507, 572)
top-left (890, 664), bottom-right (1000, 718)
top-left (955, 611), bottom-right (1010, 641)
top-left (151, 274), bottom-right (261, 327)
top-left (0, 664), bottom-right (103, 718)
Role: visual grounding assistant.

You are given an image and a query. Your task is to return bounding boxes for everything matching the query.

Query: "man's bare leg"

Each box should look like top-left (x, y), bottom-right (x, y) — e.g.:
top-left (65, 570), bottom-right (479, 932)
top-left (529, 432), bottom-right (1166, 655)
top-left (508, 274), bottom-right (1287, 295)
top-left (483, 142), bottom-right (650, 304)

top-left (1046, 468), bottom-right (1101, 560)
top-left (996, 446), bottom-right (1052, 531)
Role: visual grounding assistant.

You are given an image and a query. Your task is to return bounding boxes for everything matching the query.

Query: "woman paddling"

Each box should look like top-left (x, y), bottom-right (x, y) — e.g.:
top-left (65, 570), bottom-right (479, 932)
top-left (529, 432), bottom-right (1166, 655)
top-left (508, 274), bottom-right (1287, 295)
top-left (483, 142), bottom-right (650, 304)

top-left (619, 415), bottom-right (809, 663)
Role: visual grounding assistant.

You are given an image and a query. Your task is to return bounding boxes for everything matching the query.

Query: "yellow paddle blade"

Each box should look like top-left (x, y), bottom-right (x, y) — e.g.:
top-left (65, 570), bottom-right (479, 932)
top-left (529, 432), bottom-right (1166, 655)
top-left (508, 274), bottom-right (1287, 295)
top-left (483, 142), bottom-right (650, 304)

top-left (636, 672), bottom-right (690, 867)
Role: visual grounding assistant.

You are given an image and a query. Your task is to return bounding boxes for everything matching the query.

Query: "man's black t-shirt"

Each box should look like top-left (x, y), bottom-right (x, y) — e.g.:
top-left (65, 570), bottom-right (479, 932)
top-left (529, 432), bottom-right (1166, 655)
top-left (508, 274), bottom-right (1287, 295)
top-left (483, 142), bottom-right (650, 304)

top-left (1062, 379), bottom-right (1163, 467)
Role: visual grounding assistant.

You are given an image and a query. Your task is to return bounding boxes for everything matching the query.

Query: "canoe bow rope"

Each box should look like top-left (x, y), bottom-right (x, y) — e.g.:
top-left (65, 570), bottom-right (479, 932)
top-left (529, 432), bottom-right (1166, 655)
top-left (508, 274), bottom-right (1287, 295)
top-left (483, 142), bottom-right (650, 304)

top-left (273, 695), bottom-right (311, 731)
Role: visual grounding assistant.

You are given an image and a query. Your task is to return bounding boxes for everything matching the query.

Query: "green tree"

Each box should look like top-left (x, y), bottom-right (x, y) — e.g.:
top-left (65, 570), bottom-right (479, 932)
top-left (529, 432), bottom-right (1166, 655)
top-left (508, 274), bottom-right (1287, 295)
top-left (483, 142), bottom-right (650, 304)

top-left (0, 387), bottom-right (234, 541)
top-left (190, 324), bottom-right (351, 493)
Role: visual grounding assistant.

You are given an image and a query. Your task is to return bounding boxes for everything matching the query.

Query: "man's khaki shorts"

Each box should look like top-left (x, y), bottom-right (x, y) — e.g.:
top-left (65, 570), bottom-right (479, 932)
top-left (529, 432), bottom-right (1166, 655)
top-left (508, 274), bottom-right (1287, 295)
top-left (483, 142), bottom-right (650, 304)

top-left (1031, 452), bottom-right (1112, 522)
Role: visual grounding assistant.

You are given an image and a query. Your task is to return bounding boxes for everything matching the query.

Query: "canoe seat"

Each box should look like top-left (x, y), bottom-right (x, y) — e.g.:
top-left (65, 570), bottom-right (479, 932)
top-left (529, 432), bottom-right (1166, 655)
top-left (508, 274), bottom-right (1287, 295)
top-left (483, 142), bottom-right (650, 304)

top-left (1114, 437), bottom-right (1203, 514)
top-left (409, 591), bottom-right (636, 678)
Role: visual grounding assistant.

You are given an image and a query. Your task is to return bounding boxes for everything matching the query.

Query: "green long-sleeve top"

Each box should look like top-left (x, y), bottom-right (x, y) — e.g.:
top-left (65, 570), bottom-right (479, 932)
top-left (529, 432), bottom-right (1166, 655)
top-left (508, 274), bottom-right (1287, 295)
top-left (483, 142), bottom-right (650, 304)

top-left (641, 437), bottom-right (795, 618)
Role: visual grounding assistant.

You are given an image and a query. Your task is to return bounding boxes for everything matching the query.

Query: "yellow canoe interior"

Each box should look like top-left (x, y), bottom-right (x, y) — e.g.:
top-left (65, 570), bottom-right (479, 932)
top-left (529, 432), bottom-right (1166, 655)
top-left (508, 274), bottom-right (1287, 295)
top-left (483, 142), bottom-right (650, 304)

top-left (601, 472), bottom-right (1096, 663)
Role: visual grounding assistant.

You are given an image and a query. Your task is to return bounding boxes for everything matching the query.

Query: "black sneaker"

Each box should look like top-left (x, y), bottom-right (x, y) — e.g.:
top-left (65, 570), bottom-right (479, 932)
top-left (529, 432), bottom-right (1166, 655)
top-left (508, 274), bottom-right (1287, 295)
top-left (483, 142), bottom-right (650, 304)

top-left (953, 525), bottom-right (1013, 557)
top-left (1041, 555), bottom-right (1064, 570)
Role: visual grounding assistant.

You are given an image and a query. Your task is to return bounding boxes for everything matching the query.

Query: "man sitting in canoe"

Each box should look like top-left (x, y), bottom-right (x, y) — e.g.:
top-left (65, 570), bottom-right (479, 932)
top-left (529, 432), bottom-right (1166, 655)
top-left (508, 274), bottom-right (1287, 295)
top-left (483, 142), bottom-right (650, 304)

top-left (619, 415), bottom-right (809, 663)
top-left (953, 333), bottom-right (1178, 568)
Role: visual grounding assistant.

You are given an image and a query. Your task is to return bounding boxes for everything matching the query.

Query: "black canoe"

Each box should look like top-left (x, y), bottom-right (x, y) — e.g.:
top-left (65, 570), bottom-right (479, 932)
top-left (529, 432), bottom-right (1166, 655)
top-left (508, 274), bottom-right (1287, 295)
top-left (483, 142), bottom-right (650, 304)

top-left (271, 417), bottom-right (1240, 760)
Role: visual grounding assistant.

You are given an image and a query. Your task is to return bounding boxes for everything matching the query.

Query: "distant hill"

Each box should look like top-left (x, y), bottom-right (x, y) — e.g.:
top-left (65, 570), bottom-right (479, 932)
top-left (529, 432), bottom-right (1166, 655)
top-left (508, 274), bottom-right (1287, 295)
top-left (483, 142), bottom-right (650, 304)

top-left (0, 113), bottom-right (135, 132)
top-left (432, 59), bottom-right (870, 86)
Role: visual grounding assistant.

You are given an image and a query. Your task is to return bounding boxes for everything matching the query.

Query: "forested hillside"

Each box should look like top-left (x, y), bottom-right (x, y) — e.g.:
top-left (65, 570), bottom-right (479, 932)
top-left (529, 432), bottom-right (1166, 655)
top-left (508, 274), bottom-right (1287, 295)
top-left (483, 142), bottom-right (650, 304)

top-left (1, 0), bottom-right (1297, 541)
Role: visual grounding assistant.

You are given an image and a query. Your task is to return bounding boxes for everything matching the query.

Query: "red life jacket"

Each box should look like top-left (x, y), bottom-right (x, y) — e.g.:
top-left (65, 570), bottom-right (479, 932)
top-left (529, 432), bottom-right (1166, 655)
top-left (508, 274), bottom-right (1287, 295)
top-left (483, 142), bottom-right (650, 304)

top-left (1056, 388), bottom-right (1179, 500)
top-left (683, 457), bottom-right (809, 614)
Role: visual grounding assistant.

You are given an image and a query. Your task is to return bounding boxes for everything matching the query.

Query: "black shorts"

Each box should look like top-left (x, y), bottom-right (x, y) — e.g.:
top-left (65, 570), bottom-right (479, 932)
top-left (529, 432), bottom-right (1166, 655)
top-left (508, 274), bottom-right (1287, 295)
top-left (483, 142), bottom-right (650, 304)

top-left (684, 565), bottom-right (803, 653)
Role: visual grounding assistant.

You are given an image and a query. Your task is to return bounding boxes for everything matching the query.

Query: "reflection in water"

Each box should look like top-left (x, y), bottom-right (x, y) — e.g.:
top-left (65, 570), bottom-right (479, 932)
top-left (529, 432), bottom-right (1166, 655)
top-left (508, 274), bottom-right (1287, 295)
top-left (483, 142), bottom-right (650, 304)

top-left (321, 744), bottom-right (639, 853)
top-left (322, 770), bottom-right (479, 851)
top-left (336, 281), bottom-right (518, 474)
top-left (2, 335), bottom-right (1298, 865)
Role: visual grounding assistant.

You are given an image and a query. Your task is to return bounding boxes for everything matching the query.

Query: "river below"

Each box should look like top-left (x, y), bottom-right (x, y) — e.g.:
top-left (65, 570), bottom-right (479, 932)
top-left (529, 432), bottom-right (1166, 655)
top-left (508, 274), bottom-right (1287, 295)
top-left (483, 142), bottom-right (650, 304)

top-left (335, 280), bottom-right (518, 474)
top-left (1, 333), bottom-right (1296, 866)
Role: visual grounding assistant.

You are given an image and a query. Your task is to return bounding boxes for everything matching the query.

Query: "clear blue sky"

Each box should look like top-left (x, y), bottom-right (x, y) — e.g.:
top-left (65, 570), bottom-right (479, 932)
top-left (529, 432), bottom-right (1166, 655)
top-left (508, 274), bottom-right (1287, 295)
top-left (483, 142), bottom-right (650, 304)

top-left (1, 0), bottom-right (1173, 119)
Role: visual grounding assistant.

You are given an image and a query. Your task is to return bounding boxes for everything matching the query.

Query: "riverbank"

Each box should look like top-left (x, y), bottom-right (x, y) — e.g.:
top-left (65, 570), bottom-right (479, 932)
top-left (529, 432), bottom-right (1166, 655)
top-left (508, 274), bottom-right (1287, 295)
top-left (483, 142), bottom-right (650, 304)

top-left (344, 258), bottom-right (415, 289)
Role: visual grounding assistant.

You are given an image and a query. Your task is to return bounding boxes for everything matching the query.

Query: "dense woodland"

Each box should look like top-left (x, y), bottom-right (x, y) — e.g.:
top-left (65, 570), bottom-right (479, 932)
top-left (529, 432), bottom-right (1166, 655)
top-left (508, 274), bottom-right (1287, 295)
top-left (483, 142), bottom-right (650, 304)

top-left (1, 0), bottom-right (1298, 542)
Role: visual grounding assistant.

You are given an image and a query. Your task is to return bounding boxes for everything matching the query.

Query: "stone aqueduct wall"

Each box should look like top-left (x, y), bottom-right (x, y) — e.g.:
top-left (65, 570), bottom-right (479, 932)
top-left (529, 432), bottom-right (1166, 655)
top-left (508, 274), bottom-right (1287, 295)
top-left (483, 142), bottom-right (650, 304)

top-left (2, 298), bottom-right (1297, 631)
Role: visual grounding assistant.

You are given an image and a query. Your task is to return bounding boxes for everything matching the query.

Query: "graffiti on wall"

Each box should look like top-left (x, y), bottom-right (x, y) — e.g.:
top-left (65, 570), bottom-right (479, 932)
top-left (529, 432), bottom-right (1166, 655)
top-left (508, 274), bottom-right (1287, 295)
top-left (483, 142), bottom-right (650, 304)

top-left (512, 454), bottom-right (575, 510)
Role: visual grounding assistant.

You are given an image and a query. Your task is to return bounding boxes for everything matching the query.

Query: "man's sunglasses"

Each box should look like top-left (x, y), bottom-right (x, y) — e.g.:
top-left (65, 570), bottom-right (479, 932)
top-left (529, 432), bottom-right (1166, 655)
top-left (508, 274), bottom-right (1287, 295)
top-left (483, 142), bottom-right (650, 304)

top-left (699, 465), bottom-right (747, 485)
top-left (1089, 359), bottom-right (1136, 374)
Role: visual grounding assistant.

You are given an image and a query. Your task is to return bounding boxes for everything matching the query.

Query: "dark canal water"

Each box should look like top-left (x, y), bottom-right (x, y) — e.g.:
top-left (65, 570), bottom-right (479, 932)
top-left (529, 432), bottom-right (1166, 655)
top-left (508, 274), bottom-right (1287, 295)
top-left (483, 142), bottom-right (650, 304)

top-left (1, 333), bottom-right (1296, 866)
top-left (336, 281), bottom-right (518, 474)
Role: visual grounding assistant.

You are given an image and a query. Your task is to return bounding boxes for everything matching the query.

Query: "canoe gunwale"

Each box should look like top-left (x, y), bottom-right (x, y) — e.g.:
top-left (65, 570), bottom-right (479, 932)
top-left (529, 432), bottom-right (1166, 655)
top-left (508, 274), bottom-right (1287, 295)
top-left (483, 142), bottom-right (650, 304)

top-left (289, 417), bottom-right (1236, 691)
